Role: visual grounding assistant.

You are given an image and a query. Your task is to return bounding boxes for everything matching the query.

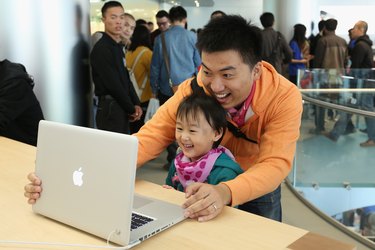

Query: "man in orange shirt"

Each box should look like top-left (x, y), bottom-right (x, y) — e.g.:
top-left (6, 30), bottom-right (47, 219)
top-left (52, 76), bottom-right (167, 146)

top-left (25, 15), bottom-right (302, 222)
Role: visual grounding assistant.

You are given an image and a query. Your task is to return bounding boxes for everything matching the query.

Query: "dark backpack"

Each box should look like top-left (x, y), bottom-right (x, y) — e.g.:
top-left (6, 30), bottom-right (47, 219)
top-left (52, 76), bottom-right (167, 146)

top-left (190, 78), bottom-right (257, 144)
top-left (263, 32), bottom-right (281, 67)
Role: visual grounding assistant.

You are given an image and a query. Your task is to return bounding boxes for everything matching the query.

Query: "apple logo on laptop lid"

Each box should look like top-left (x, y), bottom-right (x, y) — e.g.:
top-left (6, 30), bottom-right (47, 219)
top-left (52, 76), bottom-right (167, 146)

top-left (73, 167), bottom-right (84, 187)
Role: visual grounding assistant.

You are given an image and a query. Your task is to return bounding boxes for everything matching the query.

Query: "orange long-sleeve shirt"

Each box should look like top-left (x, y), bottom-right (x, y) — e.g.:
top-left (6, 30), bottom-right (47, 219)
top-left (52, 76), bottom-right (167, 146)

top-left (135, 61), bottom-right (302, 206)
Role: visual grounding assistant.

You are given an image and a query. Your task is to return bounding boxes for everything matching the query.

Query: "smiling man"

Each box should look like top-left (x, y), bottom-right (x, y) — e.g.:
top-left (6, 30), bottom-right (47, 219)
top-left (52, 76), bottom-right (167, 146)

top-left (25, 15), bottom-right (302, 223)
top-left (135, 15), bottom-right (302, 222)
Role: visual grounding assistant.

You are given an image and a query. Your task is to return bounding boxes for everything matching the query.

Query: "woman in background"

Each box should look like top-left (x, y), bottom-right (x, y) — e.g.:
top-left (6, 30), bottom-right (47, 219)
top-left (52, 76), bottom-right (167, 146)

top-left (288, 24), bottom-right (311, 85)
top-left (126, 25), bottom-right (153, 133)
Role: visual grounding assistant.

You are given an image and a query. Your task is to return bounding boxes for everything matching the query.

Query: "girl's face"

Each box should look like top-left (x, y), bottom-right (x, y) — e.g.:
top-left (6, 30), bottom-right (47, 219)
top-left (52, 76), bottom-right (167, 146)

top-left (175, 111), bottom-right (222, 162)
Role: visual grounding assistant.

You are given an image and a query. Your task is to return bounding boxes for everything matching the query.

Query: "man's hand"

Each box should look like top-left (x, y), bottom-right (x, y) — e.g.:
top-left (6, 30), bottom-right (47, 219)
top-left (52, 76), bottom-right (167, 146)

top-left (182, 183), bottom-right (231, 222)
top-left (130, 105), bottom-right (143, 122)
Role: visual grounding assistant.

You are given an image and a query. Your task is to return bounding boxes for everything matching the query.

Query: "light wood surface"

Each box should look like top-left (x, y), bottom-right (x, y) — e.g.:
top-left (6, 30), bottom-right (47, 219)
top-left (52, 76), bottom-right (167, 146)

top-left (0, 137), bottom-right (356, 250)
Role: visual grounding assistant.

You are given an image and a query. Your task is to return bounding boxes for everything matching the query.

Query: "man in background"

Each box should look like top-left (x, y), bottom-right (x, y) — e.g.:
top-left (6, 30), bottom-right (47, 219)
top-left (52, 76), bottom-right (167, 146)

top-left (313, 18), bottom-right (347, 137)
top-left (150, 10), bottom-right (170, 49)
top-left (350, 21), bottom-right (375, 147)
top-left (259, 12), bottom-right (292, 74)
top-left (150, 6), bottom-right (201, 169)
top-left (90, 1), bottom-right (142, 134)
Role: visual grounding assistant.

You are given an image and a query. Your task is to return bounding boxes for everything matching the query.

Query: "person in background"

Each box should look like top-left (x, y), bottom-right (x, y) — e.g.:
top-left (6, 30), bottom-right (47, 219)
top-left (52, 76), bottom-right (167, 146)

top-left (308, 20), bottom-right (325, 69)
top-left (259, 12), bottom-right (292, 74)
top-left (136, 19), bottom-right (148, 27)
top-left (90, 1), bottom-right (142, 134)
top-left (147, 21), bottom-right (154, 33)
top-left (126, 25), bottom-right (153, 133)
top-left (288, 23), bottom-right (310, 85)
top-left (349, 21), bottom-right (375, 147)
top-left (313, 18), bottom-right (347, 135)
top-left (121, 13), bottom-right (136, 51)
top-left (150, 10), bottom-right (170, 49)
top-left (210, 10), bottom-right (226, 19)
top-left (25, 15), bottom-right (302, 223)
top-left (165, 93), bottom-right (243, 192)
top-left (0, 59), bottom-right (44, 146)
top-left (150, 5), bottom-right (201, 170)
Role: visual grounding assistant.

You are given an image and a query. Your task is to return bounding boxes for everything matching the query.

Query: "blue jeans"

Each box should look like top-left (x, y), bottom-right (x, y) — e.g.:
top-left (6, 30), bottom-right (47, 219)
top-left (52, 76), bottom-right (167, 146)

top-left (238, 185), bottom-right (282, 222)
top-left (329, 112), bottom-right (355, 140)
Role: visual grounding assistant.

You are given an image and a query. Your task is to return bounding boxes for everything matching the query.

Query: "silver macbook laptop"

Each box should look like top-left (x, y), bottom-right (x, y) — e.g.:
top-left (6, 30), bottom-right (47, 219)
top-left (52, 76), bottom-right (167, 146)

top-left (33, 120), bottom-right (185, 247)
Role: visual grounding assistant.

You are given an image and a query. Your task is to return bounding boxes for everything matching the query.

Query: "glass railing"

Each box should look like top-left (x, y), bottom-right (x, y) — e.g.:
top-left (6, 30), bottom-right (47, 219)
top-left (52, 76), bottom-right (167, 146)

top-left (288, 68), bottom-right (375, 246)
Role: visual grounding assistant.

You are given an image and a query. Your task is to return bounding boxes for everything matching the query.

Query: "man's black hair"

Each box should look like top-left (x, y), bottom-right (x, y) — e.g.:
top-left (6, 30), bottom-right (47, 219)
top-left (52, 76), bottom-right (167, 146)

top-left (259, 12), bottom-right (274, 28)
top-left (101, 1), bottom-right (123, 17)
top-left (169, 6), bottom-right (187, 23)
top-left (196, 15), bottom-right (262, 67)
top-left (156, 10), bottom-right (169, 19)
top-left (210, 10), bottom-right (226, 19)
top-left (325, 18), bottom-right (338, 31)
top-left (318, 20), bottom-right (325, 31)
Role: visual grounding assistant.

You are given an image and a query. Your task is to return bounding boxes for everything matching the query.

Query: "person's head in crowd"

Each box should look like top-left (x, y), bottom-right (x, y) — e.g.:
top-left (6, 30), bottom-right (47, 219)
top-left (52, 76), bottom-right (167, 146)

top-left (318, 19), bottom-right (325, 33)
top-left (292, 24), bottom-right (307, 48)
top-left (147, 21), bottom-right (154, 32)
top-left (136, 19), bottom-right (148, 27)
top-left (259, 12), bottom-right (274, 29)
top-left (348, 28), bottom-right (354, 41)
top-left (324, 18), bottom-right (338, 32)
top-left (210, 10), bottom-right (226, 20)
top-left (351, 20), bottom-right (368, 40)
top-left (155, 10), bottom-right (170, 32)
top-left (196, 15), bottom-right (262, 110)
top-left (128, 25), bottom-right (152, 51)
top-left (169, 6), bottom-right (187, 24)
top-left (175, 93), bottom-right (227, 161)
top-left (101, 1), bottom-right (125, 41)
top-left (121, 13), bottom-right (136, 45)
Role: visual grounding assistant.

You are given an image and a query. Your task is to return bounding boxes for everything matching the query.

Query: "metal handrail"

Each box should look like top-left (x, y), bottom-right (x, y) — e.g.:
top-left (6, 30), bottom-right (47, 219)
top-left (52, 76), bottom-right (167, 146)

top-left (301, 94), bottom-right (375, 119)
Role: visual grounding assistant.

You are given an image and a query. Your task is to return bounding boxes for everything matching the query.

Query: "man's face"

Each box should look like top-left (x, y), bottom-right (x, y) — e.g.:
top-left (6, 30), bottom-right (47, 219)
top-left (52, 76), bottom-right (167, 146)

top-left (102, 6), bottom-right (125, 38)
top-left (200, 50), bottom-right (261, 110)
top-left (351, 22), bottom-right (364, 40)
top-left (156, 17), bottom-right (170, 32)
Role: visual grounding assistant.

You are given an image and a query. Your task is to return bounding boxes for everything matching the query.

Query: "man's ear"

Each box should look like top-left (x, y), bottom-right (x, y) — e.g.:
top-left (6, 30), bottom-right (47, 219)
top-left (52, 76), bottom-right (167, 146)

top-left (252, 62), bottom-right (263, 81)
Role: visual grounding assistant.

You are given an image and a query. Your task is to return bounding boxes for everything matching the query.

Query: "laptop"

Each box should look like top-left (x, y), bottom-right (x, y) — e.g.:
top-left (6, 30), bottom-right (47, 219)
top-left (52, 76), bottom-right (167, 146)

top-left (33, 120), bottom-right (185, 247)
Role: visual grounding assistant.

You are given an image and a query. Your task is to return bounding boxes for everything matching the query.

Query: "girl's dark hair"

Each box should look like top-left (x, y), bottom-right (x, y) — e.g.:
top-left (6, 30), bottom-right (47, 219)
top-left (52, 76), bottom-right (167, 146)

top-left (177, 93), bottom-right (227, 148)
top-left (196, 15), bottom-right (262, 68)
top-left (128, 25), bottom-right (151, 51)
top-left (291, 24), bottom-right (307, 50)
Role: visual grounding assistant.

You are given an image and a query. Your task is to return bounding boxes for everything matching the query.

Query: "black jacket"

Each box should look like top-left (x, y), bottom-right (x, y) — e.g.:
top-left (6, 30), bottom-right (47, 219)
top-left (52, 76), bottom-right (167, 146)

top-left (90, 33), bottom-right (140, 114)
top-left (0, 60), bottom-right (44, 146)
top-left (351, 35), bottom-right (373, 69)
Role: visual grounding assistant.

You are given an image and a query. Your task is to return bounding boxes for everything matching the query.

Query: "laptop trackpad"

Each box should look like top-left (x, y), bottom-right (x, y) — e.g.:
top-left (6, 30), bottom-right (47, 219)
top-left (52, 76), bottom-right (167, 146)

top-left (133, 195), bottom-right (153, 209)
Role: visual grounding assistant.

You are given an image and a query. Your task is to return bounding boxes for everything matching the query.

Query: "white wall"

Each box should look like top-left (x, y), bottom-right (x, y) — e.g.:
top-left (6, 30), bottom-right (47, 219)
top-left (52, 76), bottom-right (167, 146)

top-left (1, 0), bottom-right (92, 125)
top-left (183, 0), bottom-right (263, 30)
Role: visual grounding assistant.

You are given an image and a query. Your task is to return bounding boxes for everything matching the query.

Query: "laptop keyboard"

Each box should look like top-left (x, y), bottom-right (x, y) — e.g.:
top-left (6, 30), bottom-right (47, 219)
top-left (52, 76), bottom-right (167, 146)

top-left (131, 212), bottom-right (154, 231)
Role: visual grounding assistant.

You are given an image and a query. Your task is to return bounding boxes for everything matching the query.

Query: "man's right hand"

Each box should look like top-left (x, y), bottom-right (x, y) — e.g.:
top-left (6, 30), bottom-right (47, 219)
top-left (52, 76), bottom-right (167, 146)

top-left (24, 172), bottom-right (42, 204)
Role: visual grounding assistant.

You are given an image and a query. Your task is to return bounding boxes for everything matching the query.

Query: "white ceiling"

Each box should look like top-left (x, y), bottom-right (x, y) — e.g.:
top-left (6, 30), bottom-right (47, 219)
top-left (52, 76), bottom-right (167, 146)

top-left (90, 0), bottom-right (214, 23)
